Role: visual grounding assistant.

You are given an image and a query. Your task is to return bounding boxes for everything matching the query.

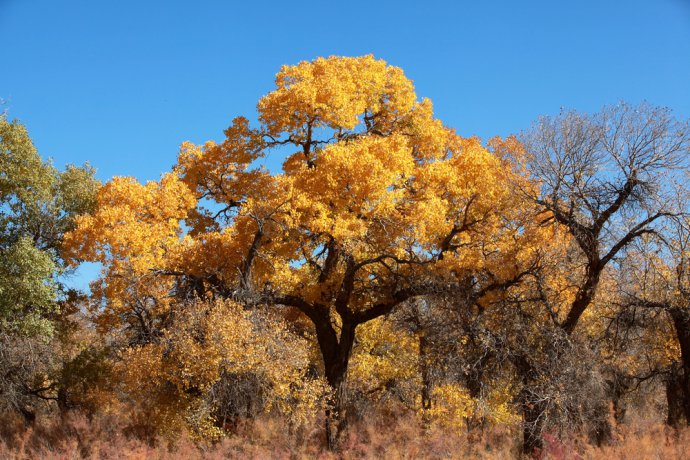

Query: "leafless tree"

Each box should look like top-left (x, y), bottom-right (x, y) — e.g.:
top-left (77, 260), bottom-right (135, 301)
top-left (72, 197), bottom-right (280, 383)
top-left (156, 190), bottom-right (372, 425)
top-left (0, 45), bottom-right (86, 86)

top-left (522, 101), bottom-right (690, 334)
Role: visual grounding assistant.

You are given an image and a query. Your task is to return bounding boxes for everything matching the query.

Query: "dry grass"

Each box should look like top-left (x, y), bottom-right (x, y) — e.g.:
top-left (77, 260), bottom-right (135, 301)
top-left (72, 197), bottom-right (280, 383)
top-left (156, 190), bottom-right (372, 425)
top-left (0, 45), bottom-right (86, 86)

top-left (0, 412), bottom-right (688, 459)
top-left (581, 421), bottom-right (690, 460)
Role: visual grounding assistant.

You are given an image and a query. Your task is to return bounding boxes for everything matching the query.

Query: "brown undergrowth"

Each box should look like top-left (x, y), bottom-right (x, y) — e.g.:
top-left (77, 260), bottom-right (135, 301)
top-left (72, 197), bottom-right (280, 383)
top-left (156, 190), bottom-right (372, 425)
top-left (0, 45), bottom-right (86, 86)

top-left (0, 412), bottom-right (687, 459)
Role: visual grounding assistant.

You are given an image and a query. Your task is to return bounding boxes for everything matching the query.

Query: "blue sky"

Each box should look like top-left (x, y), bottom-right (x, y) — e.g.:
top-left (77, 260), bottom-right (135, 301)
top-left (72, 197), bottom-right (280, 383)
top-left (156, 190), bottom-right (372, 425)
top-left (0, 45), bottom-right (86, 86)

top-left (2, 0), bottom-right (690, 289)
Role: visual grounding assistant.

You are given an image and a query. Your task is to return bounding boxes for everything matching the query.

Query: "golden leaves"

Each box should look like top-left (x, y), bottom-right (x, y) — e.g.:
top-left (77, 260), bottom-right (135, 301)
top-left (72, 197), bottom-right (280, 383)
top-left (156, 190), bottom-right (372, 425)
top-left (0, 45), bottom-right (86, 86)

top-left (118, 300), bottom-right (326, 436)
top-left (63, 173), bottom-right (196, 273)
top-left (289, 134), bottom-right (414, 241)
top-left (258, 55), bottom-right (415, 135)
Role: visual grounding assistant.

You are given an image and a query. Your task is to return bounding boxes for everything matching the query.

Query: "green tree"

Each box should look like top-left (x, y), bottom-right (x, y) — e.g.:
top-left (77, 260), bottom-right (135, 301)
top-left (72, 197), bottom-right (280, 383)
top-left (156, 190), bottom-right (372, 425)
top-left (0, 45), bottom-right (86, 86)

top-left (0, 115), bottom-right (99, 419)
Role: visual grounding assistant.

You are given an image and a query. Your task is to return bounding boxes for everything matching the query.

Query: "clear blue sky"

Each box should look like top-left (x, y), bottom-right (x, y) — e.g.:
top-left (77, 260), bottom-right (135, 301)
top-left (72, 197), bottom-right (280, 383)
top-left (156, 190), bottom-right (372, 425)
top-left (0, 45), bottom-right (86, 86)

top-left (2, 0), bottom-right (690, 288)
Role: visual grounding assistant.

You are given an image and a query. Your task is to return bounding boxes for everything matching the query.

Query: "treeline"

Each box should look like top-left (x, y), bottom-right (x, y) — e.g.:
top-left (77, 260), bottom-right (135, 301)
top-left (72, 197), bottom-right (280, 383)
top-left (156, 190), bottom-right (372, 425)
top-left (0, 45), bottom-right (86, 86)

top-left (2, 56), bottom-right (690, 458)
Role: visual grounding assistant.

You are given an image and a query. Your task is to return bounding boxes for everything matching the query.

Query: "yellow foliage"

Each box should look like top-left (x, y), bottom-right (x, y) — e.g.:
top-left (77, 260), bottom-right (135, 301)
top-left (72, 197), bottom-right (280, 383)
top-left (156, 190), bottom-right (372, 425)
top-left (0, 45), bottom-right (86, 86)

top-left (348, 317), bottom-right (420, 405)
top-left (426, 384), bottom-right (473, 428)
top-left (258, 55), bottom-right (415, 136)
top-left (118, 299), bottom-right (326, 437)
top-left (63, 173), bottom-right (196, 274)
top-left (426, 383), bottom-right (519, 430)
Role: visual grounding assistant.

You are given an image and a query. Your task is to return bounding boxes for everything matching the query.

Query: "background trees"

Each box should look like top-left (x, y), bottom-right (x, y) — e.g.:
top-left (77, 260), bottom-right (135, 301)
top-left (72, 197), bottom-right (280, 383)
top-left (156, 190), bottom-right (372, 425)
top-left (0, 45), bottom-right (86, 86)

top-left (610, 212), bottom-right (690, 428)
top-left (512, 102), bottom-right (690, 450)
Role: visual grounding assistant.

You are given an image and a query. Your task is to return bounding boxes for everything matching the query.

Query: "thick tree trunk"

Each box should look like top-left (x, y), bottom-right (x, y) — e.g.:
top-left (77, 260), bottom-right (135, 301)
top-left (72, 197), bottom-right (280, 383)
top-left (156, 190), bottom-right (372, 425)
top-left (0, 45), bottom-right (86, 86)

top-left (514, 356), bottom-right (546, 456)
top-left (666, 362), bottom-right (686, 428)
top-left (321, 319), bottom-right (357, 450)
top-left (325, 367), bottom-right (348, 450)
top-left (669, 309), bottom-right (690, 426)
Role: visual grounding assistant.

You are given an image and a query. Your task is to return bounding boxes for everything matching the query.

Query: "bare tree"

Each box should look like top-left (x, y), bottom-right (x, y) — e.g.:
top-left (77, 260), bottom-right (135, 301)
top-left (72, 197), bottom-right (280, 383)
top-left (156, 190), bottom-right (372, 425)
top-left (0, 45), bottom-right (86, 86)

top-left (522, 101), bottom-right (690, 334)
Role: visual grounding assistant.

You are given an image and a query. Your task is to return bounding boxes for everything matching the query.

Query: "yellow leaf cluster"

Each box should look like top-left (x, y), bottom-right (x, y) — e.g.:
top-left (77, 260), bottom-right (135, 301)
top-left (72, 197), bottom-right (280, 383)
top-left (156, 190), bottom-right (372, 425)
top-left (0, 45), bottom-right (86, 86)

top-left (118, 300), bottom-right (326, 436)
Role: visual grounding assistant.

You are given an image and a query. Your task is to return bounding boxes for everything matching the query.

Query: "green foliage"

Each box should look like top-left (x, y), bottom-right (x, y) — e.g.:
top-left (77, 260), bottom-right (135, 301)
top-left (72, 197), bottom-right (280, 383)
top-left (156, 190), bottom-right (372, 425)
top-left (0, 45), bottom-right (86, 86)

top-left (0, 237), bottom-right (57, 336)
top-left (0, 115), bottom-right (100, 337)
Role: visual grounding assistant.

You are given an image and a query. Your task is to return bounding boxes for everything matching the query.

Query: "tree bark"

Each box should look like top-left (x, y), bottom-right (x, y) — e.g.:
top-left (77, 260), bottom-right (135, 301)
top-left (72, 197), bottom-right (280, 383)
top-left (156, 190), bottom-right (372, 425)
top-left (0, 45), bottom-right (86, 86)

top-left (514, 356), bottom-right (546, 456)
top-left (321, 319), bottom-right (357, 450)
top-left (666, 362), bottom-right (686, 428)
top-left (668, 309), bottom-right (690, 426)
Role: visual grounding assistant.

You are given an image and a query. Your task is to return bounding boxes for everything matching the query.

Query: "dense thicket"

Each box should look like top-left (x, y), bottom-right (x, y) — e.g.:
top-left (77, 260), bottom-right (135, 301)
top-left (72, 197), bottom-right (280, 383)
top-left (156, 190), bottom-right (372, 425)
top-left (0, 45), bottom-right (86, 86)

top-left (2, 56), bottom-right (690, 458)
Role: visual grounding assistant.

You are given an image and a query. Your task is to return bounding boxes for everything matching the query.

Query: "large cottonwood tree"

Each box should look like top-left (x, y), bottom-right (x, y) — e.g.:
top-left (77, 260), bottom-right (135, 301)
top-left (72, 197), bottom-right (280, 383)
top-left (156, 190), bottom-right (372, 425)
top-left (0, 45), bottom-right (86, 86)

top-left (65, 55), bottom-right (542, 446)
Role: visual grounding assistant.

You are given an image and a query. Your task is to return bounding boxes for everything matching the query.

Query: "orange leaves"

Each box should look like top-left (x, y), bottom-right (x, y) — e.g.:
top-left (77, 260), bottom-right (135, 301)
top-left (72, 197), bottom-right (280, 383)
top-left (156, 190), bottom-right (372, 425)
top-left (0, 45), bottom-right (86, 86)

top-left (289, 134), bottom-right (414, 241)
top-left (258, 55), bottom-right (415, 135)
top-left (176, 117), bottom-right (267, 208)
top-left (404, 98), bottom-right (455, 162)
top-left (62, 174), bottom-right (196, 332)
top-left (63, 173), bottom-right (196, 274)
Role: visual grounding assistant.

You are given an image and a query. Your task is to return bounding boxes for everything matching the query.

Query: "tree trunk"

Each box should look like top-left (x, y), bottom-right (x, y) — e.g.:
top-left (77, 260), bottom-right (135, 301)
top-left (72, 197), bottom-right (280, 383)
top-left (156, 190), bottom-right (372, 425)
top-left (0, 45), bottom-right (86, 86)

top-left (465, 354), bottom-right (489, 432)
top-left (590, 375), bottom-right (629, 446)
top-left (520, 392), bottom-right (546, 456)
top-left (589, 401), bottom-right (613, 447)
top-left (562, 264), bottom-right (601, 334)
top-left (19, 406), bottom-right (36, 425)
top-left (666, 362), bottom-right (686, 428)
top-left (514, 356), bottom-right (546, 456)
top-left (669, 309), bottom-right (690, 426)
top-left (325, 367), bottom-right (348, 450)
top-left (611, 380), bottom-right (628, 425)
top-left (419, 333), bottom-right (432, 412)
top-left (320, 319), bottom-right (357, 450)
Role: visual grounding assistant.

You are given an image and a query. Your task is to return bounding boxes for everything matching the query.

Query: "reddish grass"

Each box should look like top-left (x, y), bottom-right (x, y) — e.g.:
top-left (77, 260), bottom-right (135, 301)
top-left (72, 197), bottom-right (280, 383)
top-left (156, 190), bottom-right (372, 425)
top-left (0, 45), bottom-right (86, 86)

top-left (0, 412), bottom-right (688, 459)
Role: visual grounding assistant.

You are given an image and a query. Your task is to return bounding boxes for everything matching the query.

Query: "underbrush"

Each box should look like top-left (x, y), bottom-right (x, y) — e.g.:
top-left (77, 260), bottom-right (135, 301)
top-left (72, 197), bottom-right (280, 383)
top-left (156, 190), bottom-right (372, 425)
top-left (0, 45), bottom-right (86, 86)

top-left (0, 412), bottom-right (688, 459)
